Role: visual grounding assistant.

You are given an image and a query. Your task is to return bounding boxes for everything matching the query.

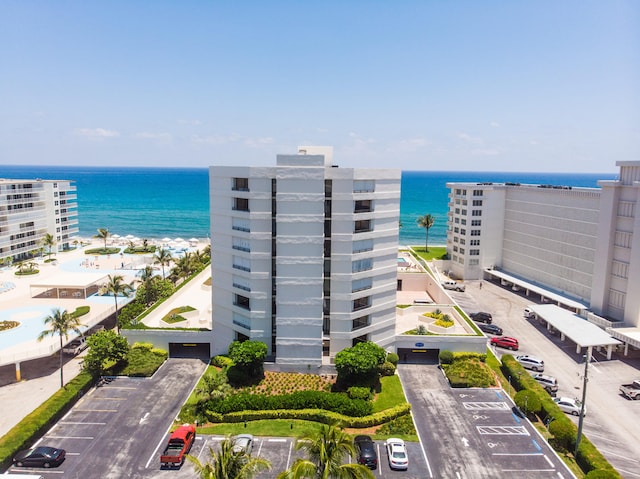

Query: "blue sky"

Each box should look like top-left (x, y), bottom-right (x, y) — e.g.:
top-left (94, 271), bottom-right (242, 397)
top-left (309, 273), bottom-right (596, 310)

top-left (1, 1), bottom-right (638, 172)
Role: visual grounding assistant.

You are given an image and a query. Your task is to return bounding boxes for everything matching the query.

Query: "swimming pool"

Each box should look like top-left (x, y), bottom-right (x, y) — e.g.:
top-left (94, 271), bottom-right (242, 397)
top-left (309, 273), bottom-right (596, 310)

top-left (397, 257), bottom-right (409, 265)
top-left (0, 305), bottom-right (85, 349)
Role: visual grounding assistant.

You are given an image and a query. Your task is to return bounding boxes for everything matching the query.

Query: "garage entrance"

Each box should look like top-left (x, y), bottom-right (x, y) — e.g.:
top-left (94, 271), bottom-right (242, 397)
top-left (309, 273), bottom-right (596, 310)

top-left (169, 342), bottom-right (211, 359)
top-left (398, 348), bottom-right (439, 364)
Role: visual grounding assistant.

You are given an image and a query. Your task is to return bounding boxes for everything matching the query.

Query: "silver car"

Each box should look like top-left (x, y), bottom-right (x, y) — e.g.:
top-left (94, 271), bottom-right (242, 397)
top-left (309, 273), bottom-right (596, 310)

top-left (232, 434), bottom-right (254, 454)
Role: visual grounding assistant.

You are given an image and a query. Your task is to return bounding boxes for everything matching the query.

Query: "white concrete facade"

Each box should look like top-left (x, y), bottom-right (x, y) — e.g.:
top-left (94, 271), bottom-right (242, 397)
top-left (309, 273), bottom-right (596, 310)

top-left (210, 147), bottom-right (400, 365)
top-left (0, 178), bottom-right (78, 264)
top-left (446, 161), bottom-right (640, 327)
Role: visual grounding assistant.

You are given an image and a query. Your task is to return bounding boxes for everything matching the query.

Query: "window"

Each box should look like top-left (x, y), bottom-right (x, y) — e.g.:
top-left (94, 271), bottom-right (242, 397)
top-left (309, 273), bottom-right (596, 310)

top-left (453, 237), bottom-right (458, 243)
top-left (472, 210), bottom-right (482, 216)
top-left (232, 218), bottom-right (250, 232)
top-left (233, 275), bottom-right (251, 292)
top-left (354, 219), bottom-right (372, 233)
top-left (473, 190), bottom-right (483, 196)
top-left (232, 237), bottom-right (250, 252)
top-left (455, 208), bottom-right (460, 214)
top-left (461, 209), bottom-right (467, 215)
top-left (352, 334), bottom-right (368, 346)
top-left (232, 177), bottom-right (249, 191)
top-left (454, 227), bottom-right (459, 233)
top-left (353, 180), bottom-right (374, 193)
top-left (233, 313), bottom-right (250, 329)
top-left (233, 197), bottom-right (249, 211)
top-left (232, 255), bottom-right (251, 272)
top-left (472, 200), bottom-right (483, 206)
top-left (234, 294), bottom-right (250, 310)
top-left (352, 258), bottom-right (373, 273)
top-left (470, 239), bottom-right (480, 246)
top-left (352, 296), bottom-right (371, 311)
top-left (352, 277), bottom-right (373, 292)
top-left (471, 220), bottom-right (481, 226)
top-left (469, 259), bottom-right (479, 266)
top-left (459, 248), bottom-right (465, 254)
top-left (459, 238), bottom-right (465, 245)
top-left (352, 315), bottom-right (370, 331)
top-left (460, 229), bottom-right (466, 235)
top-left (470, 249), bottom-right (479, 256)
top-left (454, 218), bottom-right (459, 224)
top-left (353, 238), bottom-right (373, 253)
top-left (460, 219), bottom-right (466, 225)
top-left (354, 199), bottom-right (373, 213)
top-left (471, 230), bottom-right (481, 236)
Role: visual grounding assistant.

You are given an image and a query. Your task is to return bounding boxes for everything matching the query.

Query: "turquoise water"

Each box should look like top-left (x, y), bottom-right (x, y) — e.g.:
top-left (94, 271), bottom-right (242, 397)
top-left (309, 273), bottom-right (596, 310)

top-left (2, 165), bottom-right (616, 246)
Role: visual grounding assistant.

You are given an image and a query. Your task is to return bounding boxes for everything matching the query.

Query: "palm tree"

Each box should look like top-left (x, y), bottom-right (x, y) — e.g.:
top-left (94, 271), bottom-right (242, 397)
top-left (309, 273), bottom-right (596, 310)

top-left (104, 274), bottom-right (134, 333)
top-left (94, 227), bottom-right (110, 251)
top-left (41, 233), bottom-right (56, 261)
top-left (37, 308), bottom-right (83, 388)
top-left (416, 214), bottom-right (435, 252)
top-left (277, 424), bottom-right (375, 479)
top-left (138, 265), bottom-right (157, 306)
top-left (187, 437), bottom-right (271, 479)
top-left (154, 247), bottom-right (173, 279)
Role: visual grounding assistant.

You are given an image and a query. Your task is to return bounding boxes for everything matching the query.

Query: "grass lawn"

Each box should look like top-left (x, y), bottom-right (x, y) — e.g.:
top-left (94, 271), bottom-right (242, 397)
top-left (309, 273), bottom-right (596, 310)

top-left (372, 375), bottom-right (405, 413)
top-left (411, 246), bottom-right (448, 261)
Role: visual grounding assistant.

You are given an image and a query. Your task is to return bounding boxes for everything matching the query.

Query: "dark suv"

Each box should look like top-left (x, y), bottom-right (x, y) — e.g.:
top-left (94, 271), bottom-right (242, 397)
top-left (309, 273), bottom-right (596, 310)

top-left (354, 435), bottom-right (378, 469)
top-left (478, 323), bottom-right (503, 335)
top-left (470, 312), bottom-right (493, 324)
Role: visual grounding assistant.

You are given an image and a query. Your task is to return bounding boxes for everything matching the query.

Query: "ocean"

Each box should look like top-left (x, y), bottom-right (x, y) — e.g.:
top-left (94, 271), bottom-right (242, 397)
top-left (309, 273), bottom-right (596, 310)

top-left (2, 165), bottom-right (616, 247)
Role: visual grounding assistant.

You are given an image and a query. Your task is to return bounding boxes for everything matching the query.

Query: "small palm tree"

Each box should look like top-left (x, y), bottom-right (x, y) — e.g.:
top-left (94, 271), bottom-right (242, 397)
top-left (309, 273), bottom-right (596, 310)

top-left (94, 228), bottom-right (110, 251)
top-left (187, 437), bottom-right (271, 479)
top-left (154, 247), bottom-right (173, 279)
top-left (277, 423), bottom-right (375, 479)
top-left (37, 308), bottom-right (83, 388)
top-left (416, 214), bottom-right (435, 252)
top-left (41, 233), bottom-right (56, 261)
top-left (138, 265), bottom-right (156, 306)
top-left (104, 274), bottom-right (134, 333)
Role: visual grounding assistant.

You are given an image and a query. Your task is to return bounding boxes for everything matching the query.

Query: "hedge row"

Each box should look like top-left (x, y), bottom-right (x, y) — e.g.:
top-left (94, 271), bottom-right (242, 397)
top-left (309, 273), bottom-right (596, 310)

top-left (0, 371), bottom-right (95, 471)
top-left (211, 390), bottom-right (373, 417)
top-left (205, 403), bottom-right (412, 428)
top-left (500, 355), bottom-right (622, 478)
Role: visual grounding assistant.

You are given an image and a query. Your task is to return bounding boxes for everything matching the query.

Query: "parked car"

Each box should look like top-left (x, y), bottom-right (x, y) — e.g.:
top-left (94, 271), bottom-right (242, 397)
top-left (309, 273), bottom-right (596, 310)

top-left (62, 336), bottom-right (87, 355)
top-left (232, 434), bottom-right (254, 455)
top-left (160, 424), bottom-right (196, 468)
top-left (442, 280), bottom-right (465, 292)
top-left (470, 312), bottom-right (493, 324)
top-left (554, 397), bottom-right (586, 416)
top-left (620, 379), bottom-right (640, 400)
top-left (516, 354), bottom-right (544, 372)
top-left (354, 435), bottom-right (378, 469)
top-left (385, 438), bottom-right (408, 470)
top-left (490, 336), bottom-right (519, 350)
top-left (13, 446), bottom-right (66, 468)
top-left (531, 373), bottom-right (558, 395)
top-left (478, 323), bottom-right (503, 335)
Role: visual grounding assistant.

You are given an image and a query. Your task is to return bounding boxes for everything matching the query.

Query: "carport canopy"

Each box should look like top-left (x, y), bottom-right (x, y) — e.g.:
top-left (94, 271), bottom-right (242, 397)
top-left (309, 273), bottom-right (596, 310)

top-left (527, 304), bottom-right (622, 359)
top-left (485, 269), bottom-right (588, 313)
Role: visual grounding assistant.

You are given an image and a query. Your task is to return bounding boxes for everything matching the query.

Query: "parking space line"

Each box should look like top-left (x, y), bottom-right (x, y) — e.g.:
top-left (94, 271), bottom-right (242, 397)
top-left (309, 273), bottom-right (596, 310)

top-left (544, 454), bottom-right (554, 467)
top-left (284, 439), bottom-right (293, 471)
top-left (60, 421), bottom-right (106, 425)
top-left (267, 438), bottom-right (287, 442)
top-left (10, 469), bottom-right (65, 475)
top-left (477, 426), bottom-right (529, 435)
top-left (46, 435), bottom-right (94, 440)
top-left (74, 409), bottom-right (118, 412)
top-left (93, 397), bottom-right (127, 400)
top-left (614, 466), bottom-right (640, 478)
top-left (463, 402), bottom-right (510, 410)
top-left (595, 447), bottom-right (640, 462)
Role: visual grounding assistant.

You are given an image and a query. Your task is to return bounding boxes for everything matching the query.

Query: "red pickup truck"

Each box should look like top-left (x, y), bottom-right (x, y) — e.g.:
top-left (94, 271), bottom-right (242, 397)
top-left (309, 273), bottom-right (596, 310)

top-left (160, 424), bottom-right (196, 468)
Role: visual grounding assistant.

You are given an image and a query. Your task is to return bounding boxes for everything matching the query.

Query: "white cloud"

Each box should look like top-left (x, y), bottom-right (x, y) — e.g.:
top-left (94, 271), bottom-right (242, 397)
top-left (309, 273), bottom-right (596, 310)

top-left (395, 137), bottom-right (431, 152)
top-left (457, 132), bottom-right (482, 144)
top-left (471, 148), bottom-right (501, 156)
top-left (178, 119), bottom-right (202, 125)
top-left (490, 121), bottom-right (500, 127)
top-left (74, 128), bottom-right (119, 139)
top-left (244, 137), bottom-right (274, 148)
top-left (190, 134), bottom-right (241, 145)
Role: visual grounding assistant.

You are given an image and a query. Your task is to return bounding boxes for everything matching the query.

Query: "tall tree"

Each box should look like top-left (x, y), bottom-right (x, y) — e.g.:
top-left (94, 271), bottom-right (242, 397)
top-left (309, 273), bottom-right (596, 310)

top-left (153, 247), bottom-right (173, 279)
top-left (104, 274), bottom-right (134, 333)
top-left (94, 227), bottom-right (110, 251)
top-left (187, 438), bottom-right (271, 479)
top-left (37, 308), bottom-right (83, 388)
top-left (82, 329), bottom-right (130, 377)
top-left (277, 424), bottom-right (375, 479)
top-left (416, 214), bottom-right (435, 252)
top-left (42, 233), bottom-right (56, 260)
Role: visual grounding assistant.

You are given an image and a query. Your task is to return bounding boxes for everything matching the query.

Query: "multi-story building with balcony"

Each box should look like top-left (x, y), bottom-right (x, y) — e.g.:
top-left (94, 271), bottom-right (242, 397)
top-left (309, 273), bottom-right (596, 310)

top-left (446, 161), bottom-right (640, 329)
top-left (210, 146), bottom-right (401, 365)
top-left (0, 178), bottom-right (78, 264)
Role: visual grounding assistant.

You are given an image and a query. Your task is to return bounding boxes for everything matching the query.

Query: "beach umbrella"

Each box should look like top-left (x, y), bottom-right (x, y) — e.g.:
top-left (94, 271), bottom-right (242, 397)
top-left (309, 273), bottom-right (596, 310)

top-left (174, 237), bottom-right (184, 243)
top-left (112, 234), bottom-right (121, 239)
top-left (189, 238), bottom-right (198, 243)
top-left (161, 237), bottom-right (172, 243)
top-left (132, 237), bottom-right (140, 242)
top-left (125, 234), bottom-right (135, 239)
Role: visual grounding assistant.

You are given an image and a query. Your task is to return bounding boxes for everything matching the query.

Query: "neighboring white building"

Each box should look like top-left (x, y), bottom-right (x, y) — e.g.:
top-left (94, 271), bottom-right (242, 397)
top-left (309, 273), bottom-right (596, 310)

top-left (210, 147), bottom-right (401, 366)
top-left (446, 161), bottom-right (640, 328)
top-left (0, 178), bottom-right (78, 264)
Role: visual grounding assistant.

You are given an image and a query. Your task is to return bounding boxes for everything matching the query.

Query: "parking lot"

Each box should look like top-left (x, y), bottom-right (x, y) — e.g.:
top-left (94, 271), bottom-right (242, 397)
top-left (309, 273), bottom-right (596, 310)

top-left (453, 280), bottom-right (640, 479)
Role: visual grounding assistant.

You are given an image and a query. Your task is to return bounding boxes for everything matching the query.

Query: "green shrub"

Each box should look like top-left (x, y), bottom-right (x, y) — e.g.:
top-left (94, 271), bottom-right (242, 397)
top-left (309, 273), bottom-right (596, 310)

top-left (348, 387), bottom-right (373, 401)
top-left (386, 352), bottom-right (399, 365)
top-left (514, 390), bottom-right (541, 416)
top-left (131, 342), bottom-right (154, 351)
top-left (379, 361), bottom-right (396, 377)
top-left (439, 350), bottom-right (454, 364)
top-left (549, 417), bottom-right (575, 452)
top-left (70, 306), bottom-right (90, 318)
top-left (585, 469), bottom-right (622, 479)
top-left (212, 355), bottom-right (234, 368)
top-left (377, 414), bottom-right (416, 436)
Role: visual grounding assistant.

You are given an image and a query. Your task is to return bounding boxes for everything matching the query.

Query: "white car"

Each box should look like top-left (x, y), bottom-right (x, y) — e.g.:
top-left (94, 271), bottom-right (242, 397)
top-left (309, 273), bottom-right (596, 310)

top-left (516, 354), bottom-right (544, 372)
top-left (554, 397), bottom-right (586, 416)
top-left (385, 438), bottom-right (408, 470)
top-left (232, 434), bottom-right (254, 454)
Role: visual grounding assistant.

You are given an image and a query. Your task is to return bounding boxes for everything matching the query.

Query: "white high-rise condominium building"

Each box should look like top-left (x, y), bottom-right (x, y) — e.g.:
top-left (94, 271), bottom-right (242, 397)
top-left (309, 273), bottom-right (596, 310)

top-left (0, 178), bottom-right (78, 264)
top-left (446, 161), bottom-right (640, 327)
top-left (210, 147), bottom-right (400, 365)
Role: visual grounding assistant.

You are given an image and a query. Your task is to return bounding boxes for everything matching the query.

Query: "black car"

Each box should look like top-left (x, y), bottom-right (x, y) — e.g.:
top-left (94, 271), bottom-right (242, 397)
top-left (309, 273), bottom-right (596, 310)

top-left (13, 446), bottom-right (66, 468)
top-left (354, 435), bottom-right (378, 469)
top-left (470, 311), bottom-right (493, 324)
top-left (478, 323), bottom-right (503, 335)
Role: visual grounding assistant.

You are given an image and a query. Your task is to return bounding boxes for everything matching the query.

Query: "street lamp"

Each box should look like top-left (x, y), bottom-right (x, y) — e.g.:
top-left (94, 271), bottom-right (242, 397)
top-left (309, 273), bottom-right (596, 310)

top-left (574, 347), bottom-right (591, 457)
